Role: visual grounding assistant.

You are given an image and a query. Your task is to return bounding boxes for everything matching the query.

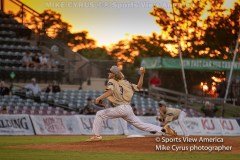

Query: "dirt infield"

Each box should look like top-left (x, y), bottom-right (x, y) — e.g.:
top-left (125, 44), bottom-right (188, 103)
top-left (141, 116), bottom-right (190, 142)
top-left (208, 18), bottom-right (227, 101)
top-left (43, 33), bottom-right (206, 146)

top-left (11, 136), bottom-right (240, 153)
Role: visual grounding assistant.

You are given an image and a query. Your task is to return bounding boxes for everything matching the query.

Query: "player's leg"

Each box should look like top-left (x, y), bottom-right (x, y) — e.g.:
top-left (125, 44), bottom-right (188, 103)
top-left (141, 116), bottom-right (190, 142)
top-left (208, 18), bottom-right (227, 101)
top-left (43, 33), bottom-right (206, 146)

top-left (178, 111), bottom-right (189, 136)
top-left (118, 118), bottom-right (129, 135)
top-left (123, 105), bottom-right (162, 133)
top-left (92, 105), bottom-right (127, 136)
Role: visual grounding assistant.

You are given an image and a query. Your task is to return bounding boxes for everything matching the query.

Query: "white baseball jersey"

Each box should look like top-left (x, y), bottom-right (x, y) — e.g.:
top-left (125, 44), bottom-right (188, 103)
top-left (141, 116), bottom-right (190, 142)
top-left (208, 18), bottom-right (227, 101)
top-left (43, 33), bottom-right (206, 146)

top-left (160, 107), bottom-right (181, 123)
top-left (106, 79), bottom-right (139, 106)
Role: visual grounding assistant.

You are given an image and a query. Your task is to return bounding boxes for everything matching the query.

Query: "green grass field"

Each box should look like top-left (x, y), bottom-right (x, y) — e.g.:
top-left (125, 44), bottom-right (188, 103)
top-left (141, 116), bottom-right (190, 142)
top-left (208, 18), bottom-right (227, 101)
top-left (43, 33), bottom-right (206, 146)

top-left (0, 136), bottom-right (239, 160)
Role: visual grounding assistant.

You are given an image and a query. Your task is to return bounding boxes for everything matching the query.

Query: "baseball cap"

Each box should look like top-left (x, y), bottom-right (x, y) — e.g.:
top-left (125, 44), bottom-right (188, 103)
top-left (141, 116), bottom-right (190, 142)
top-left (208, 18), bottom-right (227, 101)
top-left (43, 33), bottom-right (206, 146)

top-left (158, 100), bottom-right (167, 107)
top-left (109, 65), bottom-right (120, 75)
top-left (109, 65), bottom-right (125, 78)
top-left (204, 101), bottom-right (213, 107)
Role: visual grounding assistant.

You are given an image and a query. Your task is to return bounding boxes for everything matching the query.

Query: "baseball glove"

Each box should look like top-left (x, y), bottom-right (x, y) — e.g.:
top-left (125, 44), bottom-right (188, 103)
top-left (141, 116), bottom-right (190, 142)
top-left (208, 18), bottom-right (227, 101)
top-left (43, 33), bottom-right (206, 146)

top-left (161, 125), bottom-right (177, 136)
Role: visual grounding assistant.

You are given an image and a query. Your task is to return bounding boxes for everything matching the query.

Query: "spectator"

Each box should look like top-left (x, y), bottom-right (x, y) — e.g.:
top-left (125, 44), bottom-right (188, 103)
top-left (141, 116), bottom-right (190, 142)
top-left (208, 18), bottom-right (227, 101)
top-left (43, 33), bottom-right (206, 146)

top-left (52, 81), bottom-right (61, 93)
top-left (0, 81), bottom-right (10, 96)
top-left (47, 55), bottom-right (57, 69)
top-left (217, 80), bottom-right (226, 98)
top-left (39, 53), bottom-right (48, 68)
top-left (21, 52), bottom-right (33, 68)
top-left (43, 81), bottom-right (60, 93)
top-left (32, 52), bottom-right (40, 68)
top-left (44, 83), bottom-right (52, 93)
top-left (1, 107), bottom-right (7, 114)
top-left (201, 101), bottom-right (218, 117)
top-left (149, 74), bottom-right (161, 87)
top-left (51, 44), bottom-right (59, 54)
top-left (24, 78), bottom-right (41, 96)
top-left (229, 79), bottom-right (238, 104)
top-left (80, 97), bottom-right (96, 115)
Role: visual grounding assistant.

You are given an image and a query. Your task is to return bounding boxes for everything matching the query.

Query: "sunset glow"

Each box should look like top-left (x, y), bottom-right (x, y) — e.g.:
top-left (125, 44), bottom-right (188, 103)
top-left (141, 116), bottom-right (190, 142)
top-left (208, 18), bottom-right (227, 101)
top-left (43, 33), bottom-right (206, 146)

top-left (7, 0), bottom-right (237, 48)
top-left (19, 0), bottom-right (171, 47)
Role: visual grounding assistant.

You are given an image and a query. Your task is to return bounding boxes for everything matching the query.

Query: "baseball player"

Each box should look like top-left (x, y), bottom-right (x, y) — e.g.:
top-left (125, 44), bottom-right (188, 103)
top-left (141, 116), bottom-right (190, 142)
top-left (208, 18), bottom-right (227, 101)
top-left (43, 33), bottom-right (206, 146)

top-left (157, 100), bottom-right (189, 136)
top-left (88, 66), bottom-right (163, 141)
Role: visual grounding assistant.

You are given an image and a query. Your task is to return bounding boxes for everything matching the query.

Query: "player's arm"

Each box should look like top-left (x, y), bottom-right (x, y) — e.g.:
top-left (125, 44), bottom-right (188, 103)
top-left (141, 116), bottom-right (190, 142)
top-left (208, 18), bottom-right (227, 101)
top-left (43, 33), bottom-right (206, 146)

top-left (162, 115), bottom-right (173, 126)
top-left (95, 79), bottom-right (114, 104)
top-left (137, 67), bottom-right (145, 90)
top-left (95, 89), bottom-right (113, 104)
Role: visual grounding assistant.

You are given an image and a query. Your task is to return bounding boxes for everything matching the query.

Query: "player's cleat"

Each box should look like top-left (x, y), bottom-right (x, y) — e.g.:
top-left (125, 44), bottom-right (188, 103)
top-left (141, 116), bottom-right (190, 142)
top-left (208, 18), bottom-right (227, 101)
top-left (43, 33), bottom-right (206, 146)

top-left (86, 135), bottom-right (103, 142)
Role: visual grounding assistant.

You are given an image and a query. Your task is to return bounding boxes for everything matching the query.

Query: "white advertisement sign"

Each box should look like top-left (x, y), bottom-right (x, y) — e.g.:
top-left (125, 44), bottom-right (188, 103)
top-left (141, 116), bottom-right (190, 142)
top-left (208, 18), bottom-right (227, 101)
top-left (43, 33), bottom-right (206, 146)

top-left (219, 119), bottom-right (240, 136)
top-left (125, 116), bottom-right (161, 135)
top-left (183, 117), bottom-right (202, 135)
top-left (1, 114), bottom-right (238, 136)
top-left (30, 115), bottom-right (81, 135)
top-left (77, 115), bottom-right (123, 135)
top-left (199, 118), bottom-right (223, 135)
top-left (169, 120), bottom-right (184, 136)
top-left (0, 114), bottom-right (34, 135)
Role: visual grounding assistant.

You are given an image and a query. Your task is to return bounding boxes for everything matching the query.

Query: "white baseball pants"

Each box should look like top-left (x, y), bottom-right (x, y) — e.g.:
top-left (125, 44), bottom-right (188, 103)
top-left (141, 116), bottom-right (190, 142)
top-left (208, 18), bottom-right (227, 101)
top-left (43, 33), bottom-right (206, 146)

top-left (92, 104), bottom-right (162, 136)
top-left (178, 111), bottom-right (189, 136)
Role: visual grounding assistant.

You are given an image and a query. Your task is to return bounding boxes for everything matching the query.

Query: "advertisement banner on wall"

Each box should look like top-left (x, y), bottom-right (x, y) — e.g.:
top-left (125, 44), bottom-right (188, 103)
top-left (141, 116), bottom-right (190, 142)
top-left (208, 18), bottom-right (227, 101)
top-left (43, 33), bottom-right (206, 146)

top-left (124, 116), bottom-right (161, 135)
top-left (219, 119), bottom-right (240, 136)
top-left (236, 118), bottom-right (240, 127)
top-left (77, 115), bottom-right (123, 135)
top-left (30, 115), bottom-right (81, 135)
top-left (200, 118), bottom-right (223, 135)
top-left (0, 114), bottom-right (34, 135)
top-left (169, 120), bottom-right (184, 136)
top-left (141, 57), bottom-right (240, 70)
top-left (183, 118), bottom-right (203, 135)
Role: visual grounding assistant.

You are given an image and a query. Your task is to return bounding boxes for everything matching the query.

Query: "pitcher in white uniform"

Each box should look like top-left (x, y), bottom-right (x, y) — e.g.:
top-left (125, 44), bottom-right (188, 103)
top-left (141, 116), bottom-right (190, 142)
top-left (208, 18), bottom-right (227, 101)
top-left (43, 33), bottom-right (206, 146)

top-left (88, 66), bottom-right (163, 141)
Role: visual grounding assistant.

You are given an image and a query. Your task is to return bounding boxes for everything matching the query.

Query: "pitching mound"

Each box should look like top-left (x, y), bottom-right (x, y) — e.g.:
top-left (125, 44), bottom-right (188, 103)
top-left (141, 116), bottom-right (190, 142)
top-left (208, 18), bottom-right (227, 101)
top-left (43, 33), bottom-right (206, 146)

top-left (10, 136), bottom-right (240, 153)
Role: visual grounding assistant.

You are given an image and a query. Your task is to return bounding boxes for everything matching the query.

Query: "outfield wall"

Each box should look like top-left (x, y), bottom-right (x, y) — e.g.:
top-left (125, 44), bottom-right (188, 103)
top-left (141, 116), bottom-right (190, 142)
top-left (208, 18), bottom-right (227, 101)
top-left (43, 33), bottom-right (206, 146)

top-left (0, 114), bottom-right (240, 136)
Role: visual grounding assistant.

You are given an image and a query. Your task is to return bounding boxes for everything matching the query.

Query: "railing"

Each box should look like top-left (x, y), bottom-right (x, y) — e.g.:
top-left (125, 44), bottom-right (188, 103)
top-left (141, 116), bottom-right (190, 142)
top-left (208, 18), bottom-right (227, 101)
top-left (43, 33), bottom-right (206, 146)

top-left (3, 0), bottom-right (43, 32)
top-left (149, 86), bottom-right (240, 117)
top-left (149, 86), bottom-right (236, 105)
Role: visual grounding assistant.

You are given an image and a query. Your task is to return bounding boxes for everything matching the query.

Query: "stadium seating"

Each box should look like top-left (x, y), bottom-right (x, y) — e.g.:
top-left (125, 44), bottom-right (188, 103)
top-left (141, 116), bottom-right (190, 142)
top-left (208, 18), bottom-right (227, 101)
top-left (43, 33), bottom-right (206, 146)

top-left (0, 95), bottom-right (75, 115)
top-left (0, 10), bottom-right (63, 82)
top-left (40, 90), bottom-right (159, 113)
top-left (38, 90), bottom-right (201, 116)
top-left (0, 90), bottom-right (201, 116)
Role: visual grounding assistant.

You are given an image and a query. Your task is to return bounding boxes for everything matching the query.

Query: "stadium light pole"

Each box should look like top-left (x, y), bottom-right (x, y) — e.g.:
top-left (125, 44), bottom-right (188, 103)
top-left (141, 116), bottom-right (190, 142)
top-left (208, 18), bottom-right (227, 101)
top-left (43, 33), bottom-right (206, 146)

top-left (222, 27), bottom-right (240, 116)
top-left (171, 0), bottom-right (188, 96)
